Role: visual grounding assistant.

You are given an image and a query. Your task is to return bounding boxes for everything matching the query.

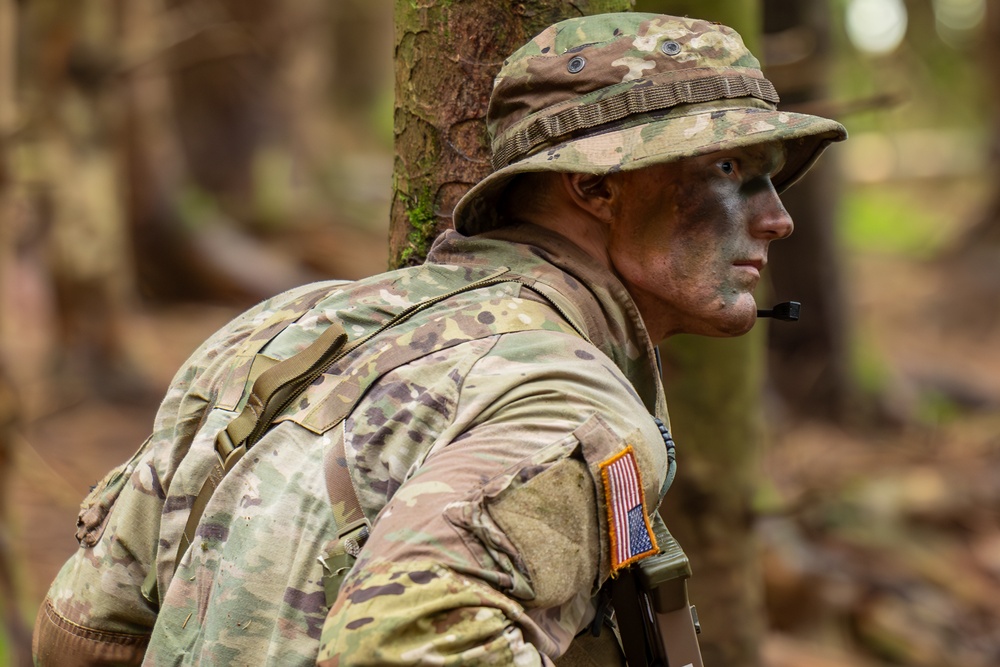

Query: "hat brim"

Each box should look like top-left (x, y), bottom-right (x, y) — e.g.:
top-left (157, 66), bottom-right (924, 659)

top-left (453, 101), bottom-right (847, 236)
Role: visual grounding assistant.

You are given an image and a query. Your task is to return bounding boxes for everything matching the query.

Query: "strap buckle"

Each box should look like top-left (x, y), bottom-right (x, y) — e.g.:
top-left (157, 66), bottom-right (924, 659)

top-left (319, 518), bottom-right (371, 607)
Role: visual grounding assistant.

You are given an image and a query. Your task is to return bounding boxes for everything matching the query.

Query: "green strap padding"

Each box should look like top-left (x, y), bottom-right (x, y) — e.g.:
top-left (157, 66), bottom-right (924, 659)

top-left (145, 290), bottom-right (335, 606)
top-left (176, 322), bottom-right (349, 575)
top-left (215, 283), bottom-right (336, 411)
top-left (219, 321), bottom-right (350, 462)
top-left (635, 517), bottom-right (691, 598)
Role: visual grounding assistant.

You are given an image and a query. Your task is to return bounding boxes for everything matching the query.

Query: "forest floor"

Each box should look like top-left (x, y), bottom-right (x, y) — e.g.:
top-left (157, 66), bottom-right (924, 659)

top-left (759, 249), bottom-right (1000, 667)
top-left (2, 195), bottom-right (999, 666)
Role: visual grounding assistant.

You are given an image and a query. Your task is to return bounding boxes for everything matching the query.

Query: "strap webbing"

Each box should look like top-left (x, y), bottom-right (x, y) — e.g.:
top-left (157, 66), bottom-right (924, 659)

top-left (492, 71), bottom-right (780, 170)
top-left (173, 321), bottom-right (350, 577)
top-left (217, 322), bottom-right (349, 465)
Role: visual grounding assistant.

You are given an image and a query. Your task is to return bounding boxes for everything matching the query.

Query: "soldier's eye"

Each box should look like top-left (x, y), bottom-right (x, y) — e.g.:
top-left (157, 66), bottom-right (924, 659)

top-left (718, 160), bottom-right (736, 175)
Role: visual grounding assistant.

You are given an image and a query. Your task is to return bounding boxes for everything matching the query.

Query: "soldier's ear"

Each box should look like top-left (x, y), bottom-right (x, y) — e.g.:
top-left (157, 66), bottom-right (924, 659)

top-left (562, 173), bottom-right (622, 224)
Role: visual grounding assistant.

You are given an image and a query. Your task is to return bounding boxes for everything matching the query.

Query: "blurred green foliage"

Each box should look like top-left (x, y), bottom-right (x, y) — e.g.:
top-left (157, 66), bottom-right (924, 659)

top-left (850, 327), bottom-right (894, 395)
top-left (840, 185), bottom-right (948, 257)
top-left (916, 387), bottom-right (963, 423)
top-left (830, 0), bottom-right (989, 133)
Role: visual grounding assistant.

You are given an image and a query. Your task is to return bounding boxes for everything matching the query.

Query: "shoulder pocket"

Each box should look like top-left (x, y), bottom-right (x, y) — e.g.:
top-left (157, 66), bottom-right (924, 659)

top-left (75, 436), bottom-right (153, 548)
top-left (574, 414), bottom-right (662, 577)
top-left (442, 427), bottom-right (639, 608)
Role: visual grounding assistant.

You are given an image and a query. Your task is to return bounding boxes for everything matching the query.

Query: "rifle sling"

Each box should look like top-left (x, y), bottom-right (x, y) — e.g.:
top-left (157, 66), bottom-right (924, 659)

top-left (611, 569), bottom-right (655, 667)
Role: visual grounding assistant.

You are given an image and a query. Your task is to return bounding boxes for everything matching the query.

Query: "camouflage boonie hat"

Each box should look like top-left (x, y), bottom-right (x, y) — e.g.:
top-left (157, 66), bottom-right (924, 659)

top-left (453, 12), bottom-right (848, 235)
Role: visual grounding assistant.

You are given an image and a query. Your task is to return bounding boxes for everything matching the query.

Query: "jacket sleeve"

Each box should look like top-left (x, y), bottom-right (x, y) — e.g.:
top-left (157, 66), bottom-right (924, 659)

top-left (31, 431), bottom-right (164, 666)
top-left (316, 331), bottom-right (667, 666)
top-left (30, 291), bottom-right (290, 665)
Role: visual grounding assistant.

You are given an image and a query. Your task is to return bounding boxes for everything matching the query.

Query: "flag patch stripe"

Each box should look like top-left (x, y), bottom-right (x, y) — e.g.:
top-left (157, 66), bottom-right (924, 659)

top-left (600, 446), bottom-right (658, 572)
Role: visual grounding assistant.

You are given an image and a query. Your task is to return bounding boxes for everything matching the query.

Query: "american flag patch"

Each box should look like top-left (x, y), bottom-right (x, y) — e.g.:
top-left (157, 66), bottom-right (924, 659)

top-left (600, 446), bottom-right (658, 572)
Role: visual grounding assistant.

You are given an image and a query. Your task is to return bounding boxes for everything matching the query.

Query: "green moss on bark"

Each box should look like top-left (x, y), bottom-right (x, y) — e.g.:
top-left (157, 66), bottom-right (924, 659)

top-left (397, 186), bottom-right (437, 266)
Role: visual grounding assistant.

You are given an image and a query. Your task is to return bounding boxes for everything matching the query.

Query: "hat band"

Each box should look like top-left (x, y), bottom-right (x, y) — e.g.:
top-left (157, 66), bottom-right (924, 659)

top-left (491, 71), bottom-right (780, 170)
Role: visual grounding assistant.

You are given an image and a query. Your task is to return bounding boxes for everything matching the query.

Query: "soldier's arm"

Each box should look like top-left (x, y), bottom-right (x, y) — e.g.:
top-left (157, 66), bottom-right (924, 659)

top-left (317, 331), bottom-right (667, 666)
top-left (32, 407), bottom-right (178, 664)
top-left (31, 286), bottom-right (315, 665)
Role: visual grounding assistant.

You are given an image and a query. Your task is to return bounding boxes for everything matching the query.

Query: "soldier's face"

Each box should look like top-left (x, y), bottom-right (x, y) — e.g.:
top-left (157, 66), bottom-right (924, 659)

top-left (608, 141), bottom-right (792, 340)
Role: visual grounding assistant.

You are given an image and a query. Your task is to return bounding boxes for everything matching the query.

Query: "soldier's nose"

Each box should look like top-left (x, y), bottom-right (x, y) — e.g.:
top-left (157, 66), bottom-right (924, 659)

top-left (751, 186), bottom-right (793, 240)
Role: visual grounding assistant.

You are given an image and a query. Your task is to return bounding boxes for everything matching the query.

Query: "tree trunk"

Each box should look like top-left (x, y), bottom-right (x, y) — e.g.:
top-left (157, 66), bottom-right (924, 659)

top-left (942, 0), bottom-right (1000, 328)
top-left (634, 2), bottom-right (767, 665)
top-left (960, 0), bottom-right (1000, 249)
top-left (163, 0), bottom-right (287, 222)
top-left (0, 0), bottom-right (33, 660)
top-left (763, 0), bottom-right (858, 423)
top-left (15, 0), bottom-right (149, 401)
top-left (390, 0), bottom-right (630, 268)
top-left (0, 373), bottom-right (29, 667)
top-left (121, 0), bottom-right (322, 304)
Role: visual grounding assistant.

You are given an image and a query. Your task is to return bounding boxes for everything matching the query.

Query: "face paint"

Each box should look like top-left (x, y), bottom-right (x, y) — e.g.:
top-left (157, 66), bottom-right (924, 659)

top-left (607, 141), bottom-right (792, 341)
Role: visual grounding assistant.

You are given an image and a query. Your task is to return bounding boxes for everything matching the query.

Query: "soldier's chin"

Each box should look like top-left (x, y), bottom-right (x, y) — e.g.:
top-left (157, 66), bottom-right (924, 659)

top-left (702, 300), bottom-right (757, 337)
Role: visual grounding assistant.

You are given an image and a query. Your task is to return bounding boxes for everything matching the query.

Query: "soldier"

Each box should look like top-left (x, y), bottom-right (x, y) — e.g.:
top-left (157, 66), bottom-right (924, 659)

top-left (33, 12), bottom-right (845, 666)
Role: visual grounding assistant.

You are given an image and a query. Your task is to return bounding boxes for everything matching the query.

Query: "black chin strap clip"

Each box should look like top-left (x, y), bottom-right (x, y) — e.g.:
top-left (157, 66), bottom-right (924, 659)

top-left (757, 301), bottom-right (800, 322)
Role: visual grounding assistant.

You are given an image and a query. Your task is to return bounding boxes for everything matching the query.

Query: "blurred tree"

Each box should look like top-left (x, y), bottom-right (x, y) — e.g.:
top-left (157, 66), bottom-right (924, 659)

top-left (762, 0), bottom-right (861, 424)
top-left (0, 376), bottom-right (29, 667)
top-left (329, 0), bottom-right (394, 126)
top-left (14, 0), bottom-right (144, 400)
top-left (120, 0), bottom-right (318, 303)
top-left (978, 0), bottom-right (1000, 244)
top-left (166, 0), bottom-right (284, 216)
top-left (943, 0), bottom-right (1000, 328)
top-left (119, 0), bottom-right (391, 302)
top-left (0, 0), bottom-right (34, 659)
top-left (634, 1), bottom-right (768, 664)
top-left (390, 0), bottom-right (629, 268)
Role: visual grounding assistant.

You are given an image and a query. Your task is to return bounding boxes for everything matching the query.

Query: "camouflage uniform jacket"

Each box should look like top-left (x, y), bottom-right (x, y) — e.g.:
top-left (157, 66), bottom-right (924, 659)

top-left (34, 223), bottom-right (670, 666)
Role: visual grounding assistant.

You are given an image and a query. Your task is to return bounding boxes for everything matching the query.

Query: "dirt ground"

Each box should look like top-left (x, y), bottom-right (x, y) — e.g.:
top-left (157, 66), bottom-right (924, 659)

top-left (4, 227), bottom-right (999, 666)
top-left (759, 251), bottom-right (1000, 666)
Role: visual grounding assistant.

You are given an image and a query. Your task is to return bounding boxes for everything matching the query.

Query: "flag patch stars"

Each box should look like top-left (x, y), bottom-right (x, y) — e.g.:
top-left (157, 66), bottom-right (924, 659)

top-left (600, 445), bottom-right (658, 572)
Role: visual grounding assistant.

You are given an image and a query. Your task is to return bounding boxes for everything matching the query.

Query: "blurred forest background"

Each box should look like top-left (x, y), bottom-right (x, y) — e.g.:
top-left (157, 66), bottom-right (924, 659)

top-left (1, 0), bottom-right (999, 665)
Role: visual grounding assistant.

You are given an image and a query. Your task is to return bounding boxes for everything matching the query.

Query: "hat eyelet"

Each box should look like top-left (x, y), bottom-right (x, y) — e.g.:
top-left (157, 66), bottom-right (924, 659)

top-left (661, 41), bottom-right (681, 56)
top-left (567, 56), bottom-right (586, 73)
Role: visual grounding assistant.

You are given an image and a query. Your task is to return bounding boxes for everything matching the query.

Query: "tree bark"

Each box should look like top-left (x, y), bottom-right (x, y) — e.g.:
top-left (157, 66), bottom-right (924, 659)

top-left (390, 0), bottom-right (631, 268)
top-left (15, 0), bottom-right (150, 400)
top-left (763, 0), bottom-right (858, 423)
top-left (0, 0), bottom-right (33, 660)
top-left (121, 0), bottom-right (323, 304)
top-left (634, 2), bottom-right (767, 665)
top-left (962, 0), bottom-right (1000, 249)
top-left (942, 0), bottom-right (1000, 328)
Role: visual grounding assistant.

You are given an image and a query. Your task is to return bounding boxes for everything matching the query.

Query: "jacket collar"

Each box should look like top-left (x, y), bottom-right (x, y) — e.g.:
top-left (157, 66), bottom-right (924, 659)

top-left (426, 224), bottom-right (667, 419)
